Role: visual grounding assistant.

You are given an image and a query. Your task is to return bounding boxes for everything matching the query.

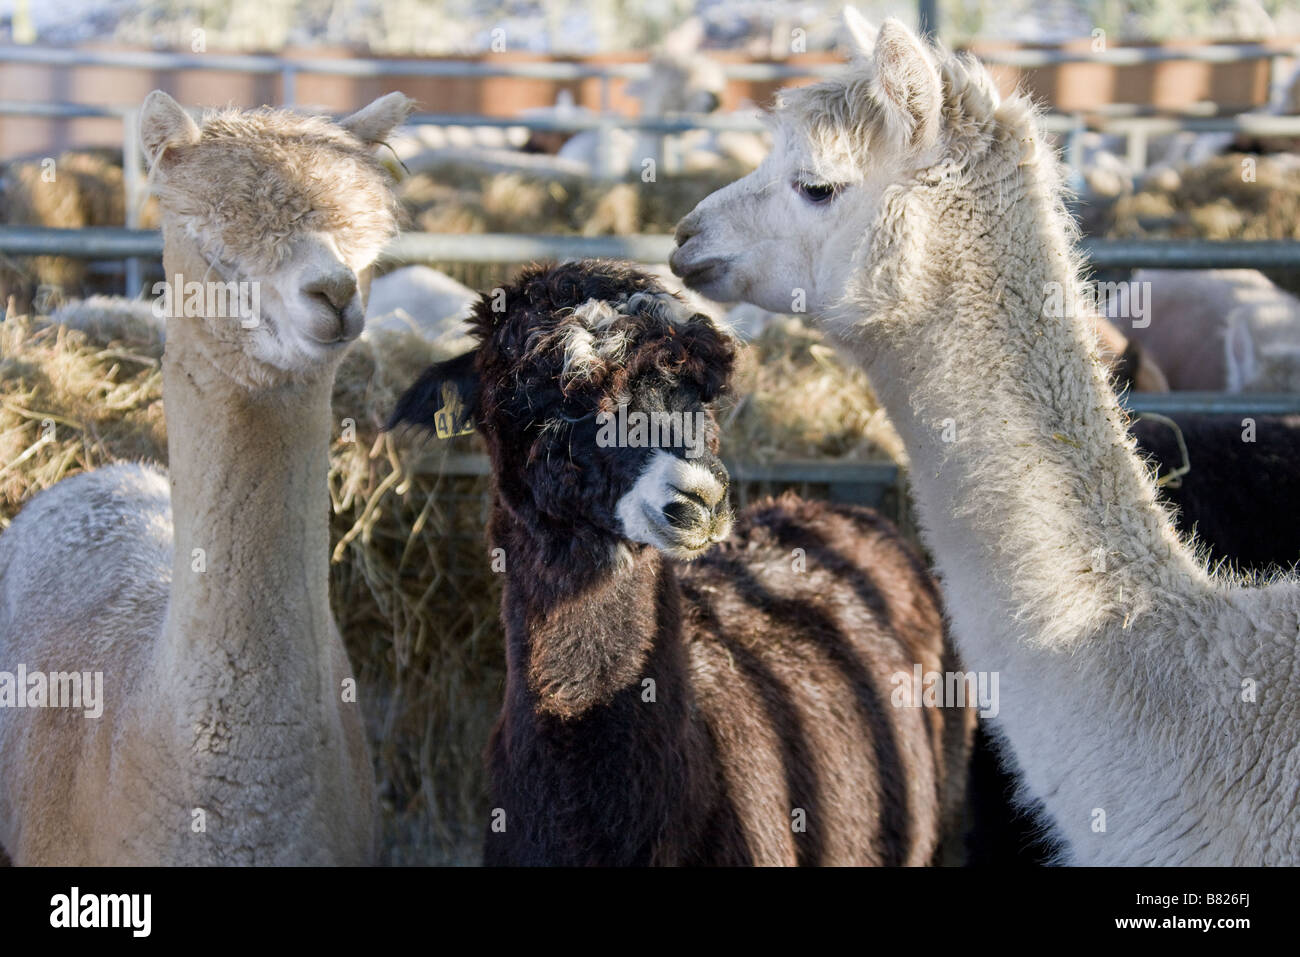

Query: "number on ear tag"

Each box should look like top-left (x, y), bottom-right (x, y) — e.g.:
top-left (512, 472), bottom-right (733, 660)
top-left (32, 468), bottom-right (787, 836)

top-left (434, 382), bottom-right (475, 439)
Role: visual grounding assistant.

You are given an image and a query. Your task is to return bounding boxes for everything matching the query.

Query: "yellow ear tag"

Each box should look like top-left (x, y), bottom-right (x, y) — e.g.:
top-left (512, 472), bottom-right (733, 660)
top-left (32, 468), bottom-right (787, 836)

top-left (433, 382), bottom-right (475, 439)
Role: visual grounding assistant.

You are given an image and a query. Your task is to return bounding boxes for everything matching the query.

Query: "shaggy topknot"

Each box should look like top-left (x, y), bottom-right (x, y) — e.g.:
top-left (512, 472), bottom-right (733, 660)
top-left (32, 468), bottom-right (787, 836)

top-left (149, 107), bottom-right (403, 275)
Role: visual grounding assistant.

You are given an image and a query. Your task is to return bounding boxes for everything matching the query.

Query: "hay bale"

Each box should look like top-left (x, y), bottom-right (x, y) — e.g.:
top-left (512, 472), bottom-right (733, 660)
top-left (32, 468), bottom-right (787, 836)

top-left (0, 150), bottom-right (160, 312)
top-left (0, 313), bottom-right (165, 517)
top-left (721, 315), bottom-right (904, 465)
top-left (1086, 152), bottom-right (1300, 294)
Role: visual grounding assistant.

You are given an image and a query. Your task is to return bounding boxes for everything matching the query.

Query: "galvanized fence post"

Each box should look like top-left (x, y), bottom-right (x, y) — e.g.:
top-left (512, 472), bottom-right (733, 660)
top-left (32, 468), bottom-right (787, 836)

top-left (121, 107), bottom-right (142, 298)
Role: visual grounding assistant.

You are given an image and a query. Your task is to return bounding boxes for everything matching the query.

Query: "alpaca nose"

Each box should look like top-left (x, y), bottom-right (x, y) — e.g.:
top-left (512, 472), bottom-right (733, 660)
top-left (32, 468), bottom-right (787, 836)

top-left (674, 214), bottom-right (701, 248)
top-left (304, 270), bottom-right (358, 318)
top-left (663, 492), bottom-right (724, 528)
top-left (662, 465), bottom-right (731, 536)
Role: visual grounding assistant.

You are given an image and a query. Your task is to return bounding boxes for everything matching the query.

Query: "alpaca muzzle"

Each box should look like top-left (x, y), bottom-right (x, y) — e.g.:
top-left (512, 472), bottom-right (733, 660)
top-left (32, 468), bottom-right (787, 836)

top-left (617, 451), bottom-right (732, 560)
top-left (659, 484), bottom-right (733, 550)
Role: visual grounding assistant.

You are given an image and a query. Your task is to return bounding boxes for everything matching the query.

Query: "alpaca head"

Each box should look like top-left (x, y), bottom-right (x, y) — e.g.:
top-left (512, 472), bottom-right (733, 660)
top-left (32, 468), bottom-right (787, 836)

top-left (390, 260), bottom-right (737, 563)
top-left (627, 17), bottom-right (726, 115)
top-left (141, 90), bottom-right (412, 383)
top-left (671, 11), bottom-right (992, 316)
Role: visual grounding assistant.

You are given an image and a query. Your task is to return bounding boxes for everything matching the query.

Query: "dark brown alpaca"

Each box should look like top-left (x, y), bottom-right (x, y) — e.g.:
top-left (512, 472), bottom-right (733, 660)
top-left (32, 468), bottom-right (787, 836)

top-left (390, 260), bottom-right (974, 865)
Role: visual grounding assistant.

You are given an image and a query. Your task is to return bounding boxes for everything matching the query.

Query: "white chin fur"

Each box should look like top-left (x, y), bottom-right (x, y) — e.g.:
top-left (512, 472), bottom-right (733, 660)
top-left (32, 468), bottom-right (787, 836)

top-left (615, 450), bottom-right (729, 559)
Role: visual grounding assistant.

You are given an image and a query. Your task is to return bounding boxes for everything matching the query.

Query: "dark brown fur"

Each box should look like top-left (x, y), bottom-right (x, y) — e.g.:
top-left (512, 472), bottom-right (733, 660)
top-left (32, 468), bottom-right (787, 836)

top-left (391, 260), bottom-right (974, 865)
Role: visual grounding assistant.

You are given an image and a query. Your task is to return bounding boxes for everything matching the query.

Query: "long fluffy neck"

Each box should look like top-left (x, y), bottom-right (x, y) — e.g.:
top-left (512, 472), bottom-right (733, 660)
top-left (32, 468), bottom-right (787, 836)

top-left (489, 500), bottom-right (704, 863)
top-left (157, 250), bottom-right (337, 695)
top-left (819, 82), bottom-right (1272, 866)
top-left (842, 115), bottom-right (1208, 660)
top-left (493, 503), bottom-right (682, 720)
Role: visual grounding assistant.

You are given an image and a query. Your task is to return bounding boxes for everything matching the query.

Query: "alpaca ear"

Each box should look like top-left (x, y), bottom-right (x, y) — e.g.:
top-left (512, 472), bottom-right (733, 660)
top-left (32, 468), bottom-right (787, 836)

top-left (1224, 311), bottom-right (1258, 393)
top-left (140, 90), bottom-right (200, 167)
top-left (340, 92), bottom-right (415, 146)
top-left (387, 349), bottom-right (481, 438)
top-left (843, 6), bottom-right (878, 59)
top-left (870, 18), bottom-right (942, 151)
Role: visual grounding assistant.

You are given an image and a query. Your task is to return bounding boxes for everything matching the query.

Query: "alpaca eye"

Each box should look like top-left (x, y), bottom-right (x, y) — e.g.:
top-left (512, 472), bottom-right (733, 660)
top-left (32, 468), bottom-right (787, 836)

top-left (558, 408), bottom-right (595, 425)
top-left (795, 181), bottom-right (840, 204)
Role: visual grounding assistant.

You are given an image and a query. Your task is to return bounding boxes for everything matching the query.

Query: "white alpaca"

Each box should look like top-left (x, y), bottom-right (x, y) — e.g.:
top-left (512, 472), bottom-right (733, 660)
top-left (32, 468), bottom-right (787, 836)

top-left (671, 12), bottom-right (1300, 865)
top-left (361, 265), bottom-right (477, 353)
top-left (557, 18), bottom-right (766, 178)
top-left (383, 120), bottom-right (531, 176)
top-left (1128, 269), bottom-right (1300, 393)
top-left (0, 90), bottom-right (412, 864)
top-left (1225, 309), bottom-right (1300, 393)
top-left (1071, 131), bottom-right (1235, 200)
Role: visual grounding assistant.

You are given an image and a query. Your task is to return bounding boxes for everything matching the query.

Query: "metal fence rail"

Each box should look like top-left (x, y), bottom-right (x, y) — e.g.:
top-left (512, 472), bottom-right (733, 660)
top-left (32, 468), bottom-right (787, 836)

top-left (1124, 393), bottom-right (1300, 415)
top-left (418, 384), bottom-right (1299, 519)
top-left (421, 452), bottom-right (909, 515)
top-left (1081, 240), bottom-right (1300, 270)
top-left (8, 227), bottom-right (1300, 273)
top-left (2, 39), bottom-right (1297, 81)
top-left (0, 42), bottom-right (844, 104)
top-left (0, 225), bottom-right (161, 258)
top-left (976, 42), bottom-right (1300, 67)
top-left (4, 41), bottom-right (1299, 134)
top-left (4, 37), bottom-right (1300, 203)
top-left (4, 228), bottom-right (1300, 418)
top-left (5, 43), bottom-right (1300, 426)
top-left (421, 453), bottom-right (903, 484)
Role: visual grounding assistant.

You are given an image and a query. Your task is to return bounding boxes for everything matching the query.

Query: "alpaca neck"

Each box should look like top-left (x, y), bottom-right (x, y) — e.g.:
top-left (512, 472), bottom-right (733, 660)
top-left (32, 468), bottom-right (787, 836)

top-left (495, 511), bottom-right (683, 720)
top-left (158, 266), bottom-right (336, 695)
top-left (848, 141), bottom-right (1207, 657)
top-left (490, 505), bottom-right (703, 863)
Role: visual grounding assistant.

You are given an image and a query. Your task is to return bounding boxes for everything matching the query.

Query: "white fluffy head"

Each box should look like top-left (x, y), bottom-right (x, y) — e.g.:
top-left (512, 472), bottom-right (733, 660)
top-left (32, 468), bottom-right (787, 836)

top-left (668, 15), bottom-right (963, 316)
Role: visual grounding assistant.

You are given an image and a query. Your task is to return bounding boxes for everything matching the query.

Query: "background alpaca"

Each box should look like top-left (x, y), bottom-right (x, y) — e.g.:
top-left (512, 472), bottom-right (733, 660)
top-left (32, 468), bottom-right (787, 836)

top-left (669, 13), bottom-right (1299, 865)
top-left (361, 264), bottom-right (477, 351)
top-left (40, 264), bottom-right (481, 358)
top-left (390, 260), bottom-right (974, 865)
top-left (380, 19), bottom-right (758, 184)
top-left (1129, 413), bottom-right (1300, 573)
top-left (1093, 313), bottom-right (1170, 393)
top-left (1124, 269), bottom-right (1300, 392)
top-left (0, 90), bottom-right (411, 865)
top-left (555, 19), bottom-right (766, 179)
top-left (1224, 309), bottom-right (1300, 393)
top-left (49, 294), bottom-right (163, 340)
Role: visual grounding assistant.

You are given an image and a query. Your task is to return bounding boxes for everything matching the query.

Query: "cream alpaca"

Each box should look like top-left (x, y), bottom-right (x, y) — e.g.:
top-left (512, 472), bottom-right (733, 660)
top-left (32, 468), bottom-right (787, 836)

top-left (671, 12), bottom-right (1299, 865)
top-left (0, 90), bottom-right (412, 864)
